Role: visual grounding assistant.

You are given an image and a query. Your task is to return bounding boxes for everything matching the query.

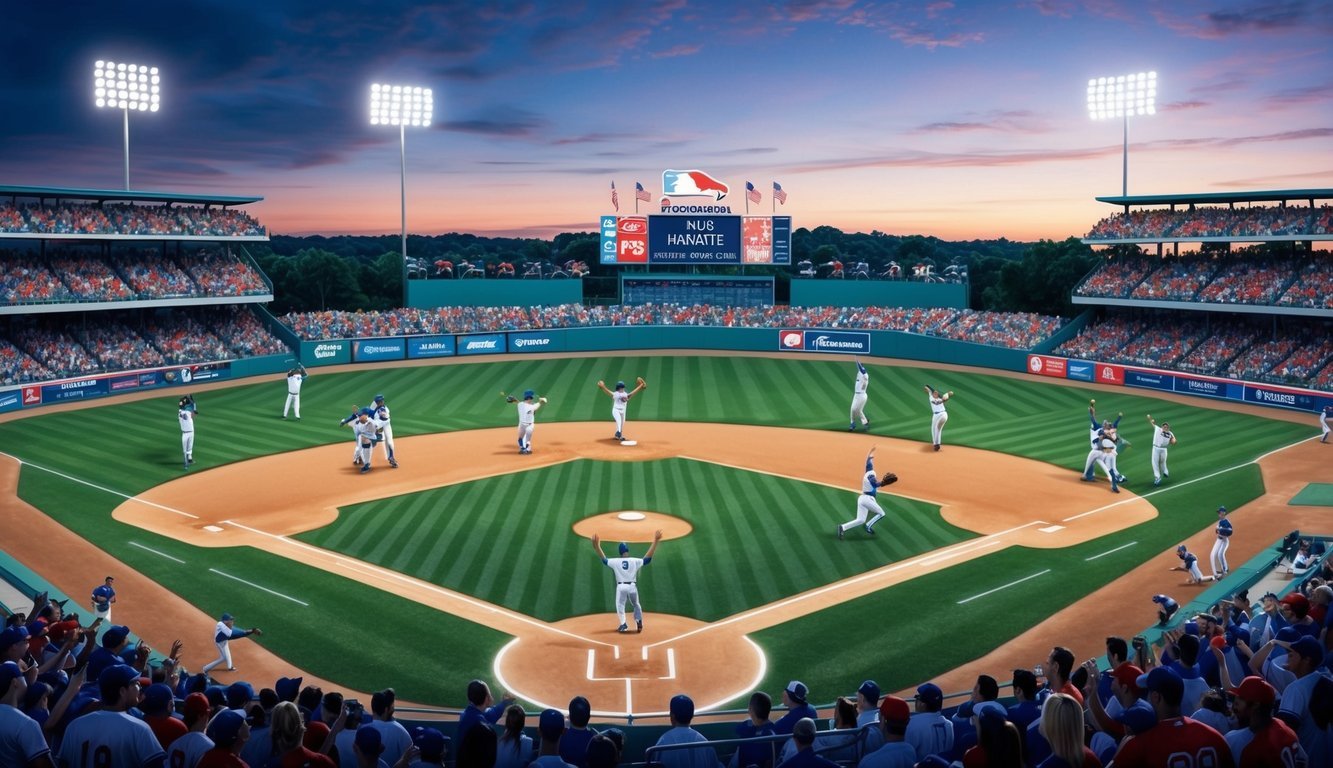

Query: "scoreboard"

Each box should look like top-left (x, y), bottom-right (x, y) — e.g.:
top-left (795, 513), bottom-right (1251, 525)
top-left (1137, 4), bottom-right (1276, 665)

top-left (600, 215), bottom-right (791, 265)
top-left (621, 275), bottom-right (774, 307)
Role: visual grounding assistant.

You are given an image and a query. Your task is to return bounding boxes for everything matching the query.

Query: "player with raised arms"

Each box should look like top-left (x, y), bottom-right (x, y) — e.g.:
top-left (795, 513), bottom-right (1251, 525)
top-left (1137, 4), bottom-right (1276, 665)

top-left (596, 377), bottom-right (646, 442)
top-left (591, 530), bottom-right (662, 634)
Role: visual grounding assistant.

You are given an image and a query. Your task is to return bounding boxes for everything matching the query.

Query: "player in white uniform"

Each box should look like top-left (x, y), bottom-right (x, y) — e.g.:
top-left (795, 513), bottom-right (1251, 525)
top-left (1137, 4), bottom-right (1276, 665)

top-left (1320, 405), bottom-right (1331, 443)
top-left (372, 394), bottom-right (398, 468)
top-left (1096, 433), bottom-right (1120, 493)
top-left (597, 378), bottom-right (646, 441)
top-left (1172, 544), bottom-right (1209, 584)
top-left (1210, 506), bottom-right (1232, 579)
top-left (924, 385), bottom-right (953, 451)
top-left (1081, 402), bottom-right (1122, 482)
top-left (1146, 414), bottom-right (1176, 486)
top-left (849, 359), bottom-right (869, 431)
top-left (507, 389), bottom-right (546, 454)
top-left (178, 395), bottom-right (197, 470)
top-left (282, 364), bottom-right (306, 419)
top-left (838, 446), bottom-right (890, 539)
top-left (591, 529), bottom-right (662, 633)
top-left (350, 412), bottom-right (382, 473)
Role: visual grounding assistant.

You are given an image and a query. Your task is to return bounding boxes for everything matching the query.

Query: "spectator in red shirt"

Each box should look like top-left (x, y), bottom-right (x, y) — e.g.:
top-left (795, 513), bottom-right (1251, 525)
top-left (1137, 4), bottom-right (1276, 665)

top-left (142, 683), bottom-right (187, 750)
top-left (1224, 676), bottom-right (1307, 767)
top-left (1112, 667), bottom-right (1234, 767)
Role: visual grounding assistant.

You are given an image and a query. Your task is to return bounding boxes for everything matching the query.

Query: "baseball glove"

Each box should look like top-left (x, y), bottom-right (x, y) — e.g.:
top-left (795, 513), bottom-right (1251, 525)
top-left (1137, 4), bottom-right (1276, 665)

top-left (880, 472), bottom-right (898, 486)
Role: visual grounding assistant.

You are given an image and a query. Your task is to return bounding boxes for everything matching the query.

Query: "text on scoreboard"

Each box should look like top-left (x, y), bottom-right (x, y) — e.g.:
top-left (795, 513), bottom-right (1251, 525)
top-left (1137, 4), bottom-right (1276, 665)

top-left (600, 215), bottom-right (790, 265)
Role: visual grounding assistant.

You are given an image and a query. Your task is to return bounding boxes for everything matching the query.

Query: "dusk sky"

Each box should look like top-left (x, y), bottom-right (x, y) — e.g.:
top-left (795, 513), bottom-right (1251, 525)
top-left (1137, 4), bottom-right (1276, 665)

top-left (2, 1), bottom-right (1330, 241)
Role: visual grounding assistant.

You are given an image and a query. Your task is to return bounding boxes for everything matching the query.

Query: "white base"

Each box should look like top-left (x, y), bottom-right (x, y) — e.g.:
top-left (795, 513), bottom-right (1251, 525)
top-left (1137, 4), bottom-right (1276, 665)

top-left (620, 440), bottom-right (638, 446)
top-left (617, 512), bottom-right (647, 521)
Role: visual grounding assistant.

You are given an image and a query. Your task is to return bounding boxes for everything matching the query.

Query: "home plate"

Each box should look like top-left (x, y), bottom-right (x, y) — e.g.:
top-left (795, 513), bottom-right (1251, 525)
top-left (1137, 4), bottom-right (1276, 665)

top-left (620, 440), bottom-right (638, 446)
top-left (203, 525), bottom-right (225, 533)
top-left (617, 512), bottom-right (646, 521)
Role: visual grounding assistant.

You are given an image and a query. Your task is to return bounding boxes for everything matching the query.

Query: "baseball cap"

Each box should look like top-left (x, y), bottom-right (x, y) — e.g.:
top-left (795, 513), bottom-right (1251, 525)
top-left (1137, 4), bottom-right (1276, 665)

top-left (142, 683), bottom-right (174, 714)
top-left (917, 757), bottom-right (951, 768)
top-left (102, 625), bottom-right (130, 648)
top-left (670, 694), bottom-right (695, 722)
top-left (1229, 676), bottom-right (1276, 705)
top-left (1195, 613), bottom-right (1219, 624)
top-left (1280, 593), bottom-right (1310, 615)
top-left (183, 692), bottom-right (211, 722)
top-left (220, 613), bottom-right (234, 622)
top-left (1136, 667), bottom-right (1183, 700)
top-left (615, 381), bottom-right (626, 389)
top-left (0, 626), bottom-right (28, 651)
top-left (785, 681), bottom-right (808, 704)
top-left (1217, 506), bottom-right (1227, 513)
top-left (275, 676), bottom-right (302, 702)
top-left (878, 695), bottom-right (910, 723)
top-left (1210, 635), bottom-right (1228, 650)
top-left (915, 683), bottom-right (943, 707)
top-left (226, 682), bottom-right (254, 710)
top-left (355, 725), bottom-right (384, 756)
top-left (523, 390), bottom-right (535, 400)
top-left (208, 709), bottom-right (247, 748)
top-left (0, 661), bottom-right (23, 693)
top-left (857, 680), bottom-right (880, 704)
top-left (1113, 699), bottom-right (1157, 734)
top-left (618, 542), bottom-right (630, 555)
top-left (413, 727), bottom-right (447, 759)
top-left (205, 686), bottom-right (227, 709)
top-left (539, 708), bottom-right (565, 740)
top-left (973, 701), bottom-right (1006, 728)
top-left (1276, 626), bottom-right (1301, 643)
top-left (99, 663), bottom-right (141, 692)
top-left (374, 394), bottom-right (385, 402)
top-left (1289, 636), bottom-right (1323, 661)
top-left (1110, 664), bottom-right (1145, 694)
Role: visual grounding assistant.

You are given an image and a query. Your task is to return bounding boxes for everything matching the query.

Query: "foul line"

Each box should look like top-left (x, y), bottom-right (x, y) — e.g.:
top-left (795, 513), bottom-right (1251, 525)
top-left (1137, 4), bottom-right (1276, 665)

top-left (129, 541), bottom-right (186, 564)
top-left (678, 454), bottom-right (937, 505)
top-left (208, 568), bottom-right (309, 606)
top-left (1, 453), bottom-right (198, 519)
top-left (1085, 541), bottom-right (1137, 561)
top-left (957, 569), bottom-right (1051, 605)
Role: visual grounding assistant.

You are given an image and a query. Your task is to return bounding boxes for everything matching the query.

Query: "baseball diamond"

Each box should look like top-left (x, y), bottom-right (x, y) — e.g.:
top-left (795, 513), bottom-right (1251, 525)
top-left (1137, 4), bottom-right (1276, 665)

top-left (0, 354), bottom-right (1322, 712)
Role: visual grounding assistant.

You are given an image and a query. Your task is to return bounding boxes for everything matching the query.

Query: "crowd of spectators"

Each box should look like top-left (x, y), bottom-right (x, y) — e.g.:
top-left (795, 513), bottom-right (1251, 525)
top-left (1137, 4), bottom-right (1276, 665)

top-left (1073, 258), bottom-right (1153, 299)
top-left (1276, 261), bottom-right (1333, 309)
top-left (1176, 325), bottom-right (1261, 376)
top-left (0, 202), bottom-right (265, 237)
top-left (1222, 336), bottom-right (1302, 382)
top-left (0, 256), bottom-right (76, 304)
top-left (47, 254), bottom-right (134, 301)
top-left (1196, 259), bottom-right (1297, 305)
top-left (143, 315), bottom-right (231, 366)
top-left (111, 251), bottom-right (198, 299)
top-left (1129, 260), bottom-right (1220, 302)
top-left (79, 321), bottom-right (166, 372)
top-left (200, 306), bottom-right (291, 359)
top-left (1051, 317), bottom-right (1144, 363)
top-left (8, 324), bottom-right (103, 379)
top-left (1076, 254), bottom-right (1331, 309)
top-left (1086, 204), bottom-right (1333, 240)
top-left (0, 338), bottom-right (50, 387)
top-left (0, 248), bottom-right (270, 305)
top-left (280, 304), bottom-right (1064, 350)
top-left (177, 250), bottom-right (268, 296)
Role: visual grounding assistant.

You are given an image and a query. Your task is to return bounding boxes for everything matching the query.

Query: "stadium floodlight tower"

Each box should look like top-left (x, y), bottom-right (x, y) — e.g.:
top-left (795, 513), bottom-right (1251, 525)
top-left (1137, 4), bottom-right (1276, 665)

top-left (1087, 71), bottom-right (1156, 197)
top-left (93, 60), bottom-right (161, 190)
top-left (370, 82), bottom-right (433, 307)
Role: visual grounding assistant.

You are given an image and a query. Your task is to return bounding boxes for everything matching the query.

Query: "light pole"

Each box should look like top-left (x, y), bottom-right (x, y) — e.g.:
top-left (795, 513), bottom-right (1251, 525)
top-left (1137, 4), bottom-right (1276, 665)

top-left (94, 60), bottom-right (160, 190)
top-left (1087, 71), bottom-right (1156, 197)
top-left (370, 83), bottom-right (433, 308)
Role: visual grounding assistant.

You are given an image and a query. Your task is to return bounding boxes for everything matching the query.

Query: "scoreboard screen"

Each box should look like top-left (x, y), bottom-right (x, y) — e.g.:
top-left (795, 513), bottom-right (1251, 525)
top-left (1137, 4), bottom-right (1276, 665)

top-left (600, 215), bottom-right (791, 265)
top-left (621, 276), bottom-right (774, 307)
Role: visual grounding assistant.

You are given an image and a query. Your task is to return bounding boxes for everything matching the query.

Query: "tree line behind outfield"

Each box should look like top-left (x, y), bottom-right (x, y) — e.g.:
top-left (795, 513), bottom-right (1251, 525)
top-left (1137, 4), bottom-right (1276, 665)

top-left (249, 228), bottom-right (1131, 316)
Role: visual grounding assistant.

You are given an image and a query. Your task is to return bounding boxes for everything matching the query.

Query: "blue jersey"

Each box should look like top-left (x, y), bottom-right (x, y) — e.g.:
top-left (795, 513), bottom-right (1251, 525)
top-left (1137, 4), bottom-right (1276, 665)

top-left (340, 406), bottom-right (376, 425)
top-left (861, 457), bottom-right (879, 496)
top-left (1182, 552), bottom-right (1198, 569)
top-left (1216, 519), bottom-right (1233, 538)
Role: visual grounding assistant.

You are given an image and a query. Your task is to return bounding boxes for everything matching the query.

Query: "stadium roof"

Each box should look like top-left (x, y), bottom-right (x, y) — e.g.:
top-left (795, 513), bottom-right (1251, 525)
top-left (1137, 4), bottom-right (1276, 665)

top-left (1095, 189), bottom-right (1333, 207)
top-left (0, 184), bottom-right (262, 206)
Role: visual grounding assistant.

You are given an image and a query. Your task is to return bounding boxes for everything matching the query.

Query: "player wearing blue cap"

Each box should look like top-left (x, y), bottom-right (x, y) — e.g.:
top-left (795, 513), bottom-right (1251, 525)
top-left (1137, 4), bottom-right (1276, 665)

top-left (372, 394), bottom-right (398, 468)
top-left (506, 390), bottom-right (547, 454)
top-left (201, 612), bottom-right (263, 675)
top-left (591, 530), bottom-right (662, 633)
top-left (838, 447), bottom-right (894, 539)
top-left (596, 377), bottom-right (646, 441)
top-left (1210, 507), bottom-right (1232, 580)
top-left (339, 404), bottom-right (380, 465)
top-left (849, 358), bottom-right (870, 431)
top-left (1171, 544), bottom-right (1208, 585)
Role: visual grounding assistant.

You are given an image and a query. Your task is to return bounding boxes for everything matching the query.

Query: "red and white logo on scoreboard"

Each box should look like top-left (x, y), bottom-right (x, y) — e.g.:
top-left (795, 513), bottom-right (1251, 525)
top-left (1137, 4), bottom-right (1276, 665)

top-left (780, 330), bottom-right (804, 349)
top-left (616, 216), bottom-right (648, 263)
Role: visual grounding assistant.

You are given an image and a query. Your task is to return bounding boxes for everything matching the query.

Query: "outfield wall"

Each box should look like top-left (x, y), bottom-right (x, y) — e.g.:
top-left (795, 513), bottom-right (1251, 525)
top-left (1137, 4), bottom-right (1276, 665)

top-left (407, 279), bottom-right (583, 308)
top-left (789, 280), bottom-right (968, 309)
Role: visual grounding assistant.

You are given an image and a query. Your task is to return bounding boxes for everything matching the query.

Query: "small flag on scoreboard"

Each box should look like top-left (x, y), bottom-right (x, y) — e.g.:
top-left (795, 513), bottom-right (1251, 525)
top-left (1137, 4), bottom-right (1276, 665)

top-left (773, 182), bottom-right (787, 205)
top-left (635, 182), bottom-right (651, 202)
top-left (745, 181), bottom-right (761, 204)
top-left (610, 180), bottom-right (619, 212)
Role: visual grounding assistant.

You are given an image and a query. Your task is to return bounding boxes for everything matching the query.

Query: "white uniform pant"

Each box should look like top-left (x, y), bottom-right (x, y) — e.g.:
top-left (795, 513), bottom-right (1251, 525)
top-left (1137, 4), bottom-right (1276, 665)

top-left (1083, 448), bottom-right (1112, 478)
top-left (94, 605), bottom-right (111, 622)
top-left (1151, 447), bottom-right (1169, 481)
top-left (518, 423), bottom-right (534, 450)
top-left (284, 393), bottom-right (301, 418)
top-left (1097, 452), bottom-right (1118, 485)
top-left (1186, 559), bottom-right (1204, 583)
top-left (850, 393), bottom-right (868, 426)
top-left (1322, 417), bottom-right (1329, 439)
top-left (379, 423), bottom-right (395, 461)
top-left (202, 640), bottom-right (233, 673)
top-left (615, 583), bottom-right (642, 626)
top-left (931, 412), bottom-right (948, 446)
top-left (1211, 536), bottom-right (1230, 576)
top-left (181, 432), bottom-right (194, 462)
top-left (358, 439), bottom-right (375, 467)
top-left (840, 494), bottom-right (886, 533)
top-left (1107, 451), bottom-right (1122, 480)
top-left (612, 408), bottom-right (626, 436)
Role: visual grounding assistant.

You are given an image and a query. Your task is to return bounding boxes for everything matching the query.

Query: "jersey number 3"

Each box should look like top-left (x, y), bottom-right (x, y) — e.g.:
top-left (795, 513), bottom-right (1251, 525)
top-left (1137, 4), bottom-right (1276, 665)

top-left (620, 561), bottom-right (629, 571)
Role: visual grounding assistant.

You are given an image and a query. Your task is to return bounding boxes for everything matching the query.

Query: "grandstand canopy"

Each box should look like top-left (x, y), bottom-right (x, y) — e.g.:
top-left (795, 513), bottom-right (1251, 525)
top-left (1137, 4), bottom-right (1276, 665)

top-left (0, 184), bottom-right (262, 207)
top-left (1096, 189), bottom-right (1333, 209)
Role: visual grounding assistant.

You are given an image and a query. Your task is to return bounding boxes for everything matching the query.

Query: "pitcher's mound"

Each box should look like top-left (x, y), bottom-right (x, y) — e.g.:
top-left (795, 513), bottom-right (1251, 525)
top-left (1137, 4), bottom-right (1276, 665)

top-left (572, 511), bottom-right (692, 542)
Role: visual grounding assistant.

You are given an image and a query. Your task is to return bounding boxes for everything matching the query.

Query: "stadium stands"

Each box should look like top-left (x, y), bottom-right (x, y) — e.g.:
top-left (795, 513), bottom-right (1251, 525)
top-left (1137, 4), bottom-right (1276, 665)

top-left (0, 248), bottom-right (270, 306)
top-left (1075, 254), bottom-right (1331, 310)
top-left (0, 201), bottom-right (265, 237)
top-left (1085, 204), bottom-right (1333, 240)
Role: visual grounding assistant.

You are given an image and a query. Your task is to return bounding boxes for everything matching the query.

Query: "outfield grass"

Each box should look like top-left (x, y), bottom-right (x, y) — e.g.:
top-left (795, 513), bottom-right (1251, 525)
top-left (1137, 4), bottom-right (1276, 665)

top-left (0, 356), bottom-right (1315, 705)
top-left (296, 458), bottom-right (967, 622)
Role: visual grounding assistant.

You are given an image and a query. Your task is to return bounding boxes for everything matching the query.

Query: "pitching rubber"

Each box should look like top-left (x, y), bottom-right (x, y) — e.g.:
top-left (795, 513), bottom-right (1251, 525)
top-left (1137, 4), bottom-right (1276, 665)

top-left (620, 440), bottom-right (638, 446)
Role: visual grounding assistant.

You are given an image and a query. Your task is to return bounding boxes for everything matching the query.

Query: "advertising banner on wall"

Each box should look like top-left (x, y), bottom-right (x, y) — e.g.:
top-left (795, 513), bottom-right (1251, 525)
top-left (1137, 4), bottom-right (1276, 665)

top-left (458, 333), bottom-right (507, 356)
top-left (407, 336), bottom-right (455, 359)
top-left (509, 331), bottom-right (565, 353)
top-left (41, 377), bottom-right (108, 403)
top-left (0, 390), bottom-right (21, 413)
top-left (1066, 360), bottom-right (1094, 382)
top-left (1026, 354), bottom-right (1067, 378)
top-left (303, 340), bottom-right (350, 366)
top-left (353, 338), bottom-right (406, 362)
top-left (1094, 363), bottom-right (1125, 385)
top-left (777, 330), bottom-right (870, 355)
top-left (1124, 369), bottom-right (1174, 392)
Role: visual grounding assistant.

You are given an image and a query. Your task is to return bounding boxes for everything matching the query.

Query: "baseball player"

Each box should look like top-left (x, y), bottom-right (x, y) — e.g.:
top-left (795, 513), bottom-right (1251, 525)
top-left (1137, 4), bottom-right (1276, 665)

top-left (1081, 402), bottom-right (1123, 482)
top-left (1321, 405), bottom-right (1330, 443)
top-left (282, 364), bottom-right (307, 420)
top-left (1096, 432), bottom-right (1121, 494)
top-left (591, 529), bottom-right (662, 633)
top-left (849, 358), bottom-right (869, 431)
top-left (1171, 544), bottom-right (1210, 585)
top-left (178, 395), bottom-right (197, 469)
top-left (339, 404), bottom-right (378, 464)
top-left (1146, 414), bottom-right (1176, 486)
top-left (201, 612), bottom-right (263, 674)
top-left (371, 394), bottom-right (398, 468)
top-left (91, 576), bottom-right (116, 622)
top-left (1210, 506), bottom-right (1232, 579)
top-left (837, 446), bottom-right (895, 539)
top-left (596, 377), bottom-right (646, 441)
top-left (506, 390), bottom-right (546, 454)
top-left (349, 411), bottom-right (382, 473)
top-left (1152, 594), bottom-right (1179, 626)
top-left (924, 385), bottom-right (953, 451)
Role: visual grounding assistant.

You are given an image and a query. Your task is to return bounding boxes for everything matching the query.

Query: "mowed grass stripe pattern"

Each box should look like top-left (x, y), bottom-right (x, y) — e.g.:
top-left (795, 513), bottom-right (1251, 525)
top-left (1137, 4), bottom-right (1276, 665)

top-left (295, 458), bottom-right (969, 622)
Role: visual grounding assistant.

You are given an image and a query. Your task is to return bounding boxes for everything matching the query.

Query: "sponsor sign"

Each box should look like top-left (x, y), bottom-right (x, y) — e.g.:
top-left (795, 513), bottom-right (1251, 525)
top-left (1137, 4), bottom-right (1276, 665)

top-left (0, 390), bottom-right (21, 414)
top-left (1243, 383), bottom-right (1332, 412)
top-left (661, 169), bottom-right (729, 200)
top-left (1171, 373), bottom-right (1241, 400)
top-left (109, 374), bottom-right (141, 392)
top-left (1026, 354), bottom-right (1067, 379)
top-left (22, 386), bottom-right (41, 405)
top-left (771, 216), bottom-right (792, 265)
top-left (139, 371), bottom-right (161, 387)
top-left (599, 216), bottom-right (618, 264)
top-left (407, 335), bottom-right (455, 359)
top-left (458, 333), bottom-right (507, 356)
top-left (648, 215), bottom-right (742, 263)
top-left (41, 377), bottom-right (108, 403)
top-left (302, 339), bottom-right (350, 366)
top-left (777, 329), bottom-right (869, 355)
top-left (1066, 360), bottom-right (1094, 382)
top-left (170, 362), bottom-right (232, 384)
top-left (509, 331), bottom-right (564, 353)
top-left (742, 216), bottom-right (775, 264)
top-left (617, 216), bottom-right (648, 263)
top-left (1095, 363), bottom-right (1125, 385)
top-left (353, 338), bottom-right (406, 363)
top-left (1124, 369), bottom-right (1173, 392)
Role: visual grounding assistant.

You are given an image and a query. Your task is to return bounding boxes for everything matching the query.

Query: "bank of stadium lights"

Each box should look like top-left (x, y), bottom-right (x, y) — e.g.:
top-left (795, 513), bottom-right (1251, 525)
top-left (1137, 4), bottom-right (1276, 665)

top-left (369, 83), bottom-right (433, 306)
top-left (94, 60), bottom-right (161, 190)
top-left (1087, 71), bottom-right (1157, 197)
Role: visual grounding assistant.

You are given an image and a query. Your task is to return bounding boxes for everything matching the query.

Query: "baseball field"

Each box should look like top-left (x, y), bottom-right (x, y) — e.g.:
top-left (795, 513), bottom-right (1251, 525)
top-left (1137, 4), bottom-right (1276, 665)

top-left (0, 352), bottom-right (1322, 715)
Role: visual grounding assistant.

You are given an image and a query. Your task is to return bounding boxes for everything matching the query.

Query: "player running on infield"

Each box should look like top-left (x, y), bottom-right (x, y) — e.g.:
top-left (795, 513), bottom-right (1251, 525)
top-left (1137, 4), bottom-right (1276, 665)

top-left (591, 529), bottom-right (662, 633)
top-left (838, 446), bottom-right (897, 539)
top-left (849, 358), bottom-right (870, 431)
top-left (596, 377), bottom-right (646, 441)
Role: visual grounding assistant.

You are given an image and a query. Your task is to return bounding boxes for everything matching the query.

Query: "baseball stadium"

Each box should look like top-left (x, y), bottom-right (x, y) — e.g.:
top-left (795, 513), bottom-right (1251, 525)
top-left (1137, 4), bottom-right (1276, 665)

top-left (3, 9), bottom-right (1333, 768)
